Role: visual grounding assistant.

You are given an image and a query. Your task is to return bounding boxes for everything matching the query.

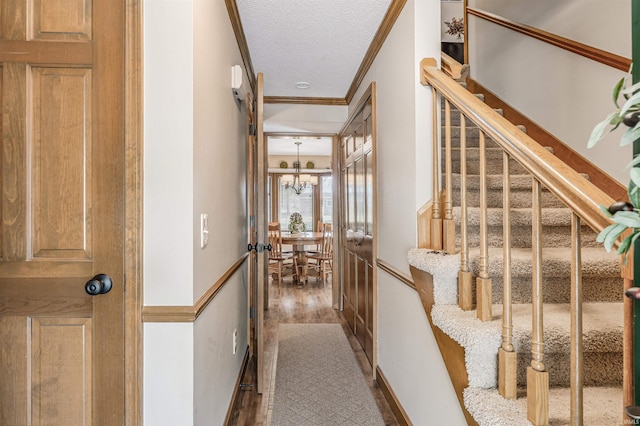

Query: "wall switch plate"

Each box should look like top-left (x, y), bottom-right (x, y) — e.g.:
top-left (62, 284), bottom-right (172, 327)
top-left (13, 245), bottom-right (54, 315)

top-left (200, 213), bottom-right (209, 248)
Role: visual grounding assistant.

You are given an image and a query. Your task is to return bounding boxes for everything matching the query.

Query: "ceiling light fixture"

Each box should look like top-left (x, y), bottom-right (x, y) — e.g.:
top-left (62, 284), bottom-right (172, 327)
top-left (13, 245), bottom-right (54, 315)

top-left (281, 141), bottom-right (317, 195)
top-left (295, 81), bottom-right (310, 89)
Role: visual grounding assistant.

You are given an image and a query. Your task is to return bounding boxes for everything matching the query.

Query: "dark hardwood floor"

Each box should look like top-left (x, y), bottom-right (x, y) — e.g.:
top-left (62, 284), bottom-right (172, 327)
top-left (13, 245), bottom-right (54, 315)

top-left (228, 276), bottom-right (399, 425)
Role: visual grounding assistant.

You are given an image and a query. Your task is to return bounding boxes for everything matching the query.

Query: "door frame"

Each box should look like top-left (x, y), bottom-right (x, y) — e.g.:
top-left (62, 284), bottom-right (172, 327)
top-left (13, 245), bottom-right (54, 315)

top-left (123, 0), bottom-right (144, 423)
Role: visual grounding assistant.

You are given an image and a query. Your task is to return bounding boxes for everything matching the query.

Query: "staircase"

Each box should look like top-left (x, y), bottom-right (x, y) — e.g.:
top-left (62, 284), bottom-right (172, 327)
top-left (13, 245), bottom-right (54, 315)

top-left (411, 63), bottom-right (625, 425)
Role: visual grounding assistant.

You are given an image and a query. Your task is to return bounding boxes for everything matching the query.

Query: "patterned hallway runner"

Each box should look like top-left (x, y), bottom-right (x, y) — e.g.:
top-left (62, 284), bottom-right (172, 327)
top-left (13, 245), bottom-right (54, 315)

top-left (271, 323), bottom-right (385, 425)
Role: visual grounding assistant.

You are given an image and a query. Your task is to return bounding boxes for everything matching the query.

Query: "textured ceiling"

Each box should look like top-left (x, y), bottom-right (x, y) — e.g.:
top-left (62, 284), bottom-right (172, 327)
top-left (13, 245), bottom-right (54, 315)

top-left (236, 0), bottom-right (392, 99)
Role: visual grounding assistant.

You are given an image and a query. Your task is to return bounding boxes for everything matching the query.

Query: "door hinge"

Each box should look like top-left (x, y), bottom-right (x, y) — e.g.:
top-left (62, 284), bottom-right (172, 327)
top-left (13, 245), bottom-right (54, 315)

top-left (250, 307), bottom-right (255, 319)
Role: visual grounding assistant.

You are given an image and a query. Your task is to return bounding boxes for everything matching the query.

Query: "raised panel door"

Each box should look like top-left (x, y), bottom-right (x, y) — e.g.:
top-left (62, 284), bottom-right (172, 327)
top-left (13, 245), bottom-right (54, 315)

top-left (339, 85), bottom-right (375, 367)
top-left (0, 0), bottom-right (125, 423)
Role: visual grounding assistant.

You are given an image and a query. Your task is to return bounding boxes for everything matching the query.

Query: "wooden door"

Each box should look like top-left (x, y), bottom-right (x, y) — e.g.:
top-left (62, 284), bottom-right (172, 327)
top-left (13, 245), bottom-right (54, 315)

top-left (249, 72), bottom-right (267, 394)
top-left (0, 0), bottom-right (125, 424)
top-left (340, 85), bottom-right (376, 365)
top-left (247, 90), bottom-right (256, 358)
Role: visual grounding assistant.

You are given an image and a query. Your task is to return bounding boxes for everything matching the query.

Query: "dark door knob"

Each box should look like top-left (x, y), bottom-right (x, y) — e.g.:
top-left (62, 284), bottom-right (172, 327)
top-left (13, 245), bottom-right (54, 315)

top-left (85, 274), bottom-right (113, 296)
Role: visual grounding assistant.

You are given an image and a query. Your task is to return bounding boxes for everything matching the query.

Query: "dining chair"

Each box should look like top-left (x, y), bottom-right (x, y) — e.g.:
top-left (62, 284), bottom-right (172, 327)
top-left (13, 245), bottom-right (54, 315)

top-left (307, 223), bottom-right (333, 284)
top-left (268, 222), bottom-right (297, 284)
top-left (308, 221), bottom-right (325, 256)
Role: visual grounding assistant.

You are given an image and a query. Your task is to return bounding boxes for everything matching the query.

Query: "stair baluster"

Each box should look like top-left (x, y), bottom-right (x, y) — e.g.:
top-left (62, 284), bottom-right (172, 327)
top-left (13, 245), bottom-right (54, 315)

top-left (527, 178), bottom-right (550, 425)
top-left (443, 99), bottom-right (456, 253)
top-left (476, 131), bottom-right (492, 321)
top-left (458, 114), bottom-right (473, 311)
top-left (570, 213), bottom-right (584, 425)
top-left (499, 151), bottom-right (517, 399)
top-left (431, 87), bottom-right (443, 250)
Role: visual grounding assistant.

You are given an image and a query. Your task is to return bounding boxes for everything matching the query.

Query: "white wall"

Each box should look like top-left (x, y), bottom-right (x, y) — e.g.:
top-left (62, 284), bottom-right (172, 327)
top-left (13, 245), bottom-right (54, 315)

top-left (467, 0), bottom-right (632, 184)
top-left (350, 1), bottom-right (466, 423)
top-left (143, 0), bottom-right (249, 424)
top-left (144, 323), bottom-right (194, 425)
top-left (144, 0), bottom-right (194, 306)
top-left (264, 103), bottom-right (347, 133)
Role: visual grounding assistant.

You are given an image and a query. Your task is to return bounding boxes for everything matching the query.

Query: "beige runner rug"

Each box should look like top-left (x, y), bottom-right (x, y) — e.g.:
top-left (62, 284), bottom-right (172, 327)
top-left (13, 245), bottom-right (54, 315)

top-left (271, 323), bottom-right (385, 426)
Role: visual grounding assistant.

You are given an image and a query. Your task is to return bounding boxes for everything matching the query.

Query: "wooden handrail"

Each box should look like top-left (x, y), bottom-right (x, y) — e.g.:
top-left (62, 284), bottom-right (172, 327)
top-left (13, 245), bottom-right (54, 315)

top-left (420, 59), bottom-right (615, 234)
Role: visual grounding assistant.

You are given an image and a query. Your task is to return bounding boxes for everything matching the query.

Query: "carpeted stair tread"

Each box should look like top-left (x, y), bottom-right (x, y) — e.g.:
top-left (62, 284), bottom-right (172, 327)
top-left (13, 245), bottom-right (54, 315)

top-left (464, 386), bottom-right (621, 426)
top-left (408, 247), bottom-right (623, 305)
top-left (451, 173), bottom-right (590, 209)
top-left (459, 206), bottom-right (594, 228)
top-left (433, 301), bottom-right (622, 355)
top-left (466, 247), bottom-right (622, 304)
top-left (451, 175), bottom-right (569, 209)
top-left (453, 173), bottom-right (556, 190)
top-left (456, 207), bottom-right (602, 248)
top-left (469, 246), bottom-right (622, 278)
top-left (509, 302), bottom-right (622, 354)
top-left (448, 146), bottom-right (554, 175)
top-left (447, 125), bottom-right (528, 148)
top-left (431, 302), bottom-right (622, 390)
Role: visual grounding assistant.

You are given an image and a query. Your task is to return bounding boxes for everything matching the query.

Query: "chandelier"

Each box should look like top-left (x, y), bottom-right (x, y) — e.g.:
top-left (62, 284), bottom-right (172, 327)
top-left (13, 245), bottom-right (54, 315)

top-left (281, 141), bottom-right (317, 195)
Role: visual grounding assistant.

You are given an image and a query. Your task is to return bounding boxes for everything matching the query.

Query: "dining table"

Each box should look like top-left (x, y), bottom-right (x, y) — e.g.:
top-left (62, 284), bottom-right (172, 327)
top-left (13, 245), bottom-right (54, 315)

top-left (280, 231), bottom-right (324, 283)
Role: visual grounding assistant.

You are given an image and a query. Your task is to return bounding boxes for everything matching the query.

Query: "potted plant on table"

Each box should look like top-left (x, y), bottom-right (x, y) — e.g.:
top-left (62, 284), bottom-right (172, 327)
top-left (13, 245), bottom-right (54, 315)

top-left (442, 16), bottom-right (464, 64)
top-left (289, 212), bottom-right (306, 234)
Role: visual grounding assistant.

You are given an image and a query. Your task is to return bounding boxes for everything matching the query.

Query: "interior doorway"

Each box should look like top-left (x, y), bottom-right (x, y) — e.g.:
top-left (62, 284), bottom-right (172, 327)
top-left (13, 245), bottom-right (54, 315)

top-left (266, 134), bottom-right (339, 306)
top-left (267, 135), bottom-right (334, 229)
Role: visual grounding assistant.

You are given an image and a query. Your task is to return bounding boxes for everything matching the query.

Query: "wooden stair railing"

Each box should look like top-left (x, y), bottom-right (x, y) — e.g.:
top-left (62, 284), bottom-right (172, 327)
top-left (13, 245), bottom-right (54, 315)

top-left (420, 57), bottom-right (622, 424)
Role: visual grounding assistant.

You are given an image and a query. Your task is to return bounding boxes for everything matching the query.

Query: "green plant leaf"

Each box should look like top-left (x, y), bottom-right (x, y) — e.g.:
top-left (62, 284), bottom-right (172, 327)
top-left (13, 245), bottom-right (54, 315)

top-left (603, 223), bottom-right (627, 251)
top-left (613, 76), bottom-right (627, 106)
top-left (612, 211), bottom-right (640, 227)
top-left (618, 231), bottom-right (640, 257)
top-left (596, 222), bottom-right (622, 243)
top-left (587, 111), bottom-right (619, 148)
top-left (621, 124), bottom-right (640, 146)
top-left (596, 223), bottom-right (615, 243)
top-left (631, 167), bottom-right (640, 190)
top-left (618, 232), bottom-right (634, 255)
top-left (629, 156), bottom-right (640, 169)
top-left (621, 80), bottom-right (640, 97)
top-left (619, 91), bottom-right (640, 116)
top-left (629, 181), bottom-right (640, 208)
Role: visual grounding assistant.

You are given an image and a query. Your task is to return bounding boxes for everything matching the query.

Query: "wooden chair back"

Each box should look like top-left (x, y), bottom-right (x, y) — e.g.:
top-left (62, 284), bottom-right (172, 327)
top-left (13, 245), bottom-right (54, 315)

top-left (319, 223), bottom-right (333, 257)
top-left (268, 222), bottom-right (285, 258)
